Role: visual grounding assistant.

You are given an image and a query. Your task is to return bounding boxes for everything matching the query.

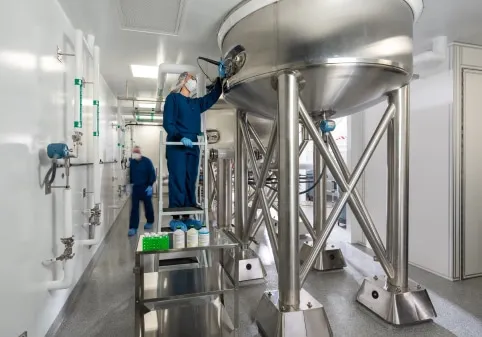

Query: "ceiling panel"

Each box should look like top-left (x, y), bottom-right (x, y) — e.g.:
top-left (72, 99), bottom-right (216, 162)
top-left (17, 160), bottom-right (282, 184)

top-left (117, 0), bottom-right (185, 35)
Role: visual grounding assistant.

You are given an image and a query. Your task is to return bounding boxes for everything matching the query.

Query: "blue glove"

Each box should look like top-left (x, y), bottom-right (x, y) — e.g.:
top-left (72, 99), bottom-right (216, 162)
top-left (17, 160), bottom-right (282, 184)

top-left (218, 59), bottom-right (226, 79)
top-left (181, 137), bottom-right (193, 148)
top-left (145, 186), bottom-right (153, 197)
top-left (169, 219), bottom-right (187, 232)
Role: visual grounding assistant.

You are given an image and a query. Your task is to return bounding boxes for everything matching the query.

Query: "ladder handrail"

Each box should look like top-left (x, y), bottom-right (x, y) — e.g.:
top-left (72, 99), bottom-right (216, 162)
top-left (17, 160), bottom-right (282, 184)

top-left (158, 129), bottom-right (209, 232)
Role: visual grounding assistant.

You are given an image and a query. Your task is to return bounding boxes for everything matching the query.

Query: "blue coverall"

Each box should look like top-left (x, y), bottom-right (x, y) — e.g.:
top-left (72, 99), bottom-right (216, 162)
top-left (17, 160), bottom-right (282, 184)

top-left (129, 157), bottom-right (156, 229)
top-left (163, 79), bottom-right (222, 212)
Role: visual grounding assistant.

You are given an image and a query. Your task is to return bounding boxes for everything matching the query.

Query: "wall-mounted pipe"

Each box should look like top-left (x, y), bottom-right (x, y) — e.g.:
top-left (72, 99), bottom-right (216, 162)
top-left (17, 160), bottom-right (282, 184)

top-left (92, 45), bottom-right (101, 205)
top-left (86, 34), bottom-right (95, 56)
top-left (78, 44), bottom-right (102, 248)
top-left (74, 30), bottom-right (84, 129)
top-left (47, 188), bottom-right (74, 290)
top-left (413, 36), bottom-right (447, 67)
top-left (155, 63), bottom-right (199, 111)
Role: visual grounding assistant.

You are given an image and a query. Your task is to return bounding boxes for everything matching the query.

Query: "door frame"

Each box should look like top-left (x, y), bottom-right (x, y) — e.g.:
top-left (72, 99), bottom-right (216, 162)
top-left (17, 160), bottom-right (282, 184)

top-left (460, 67), bottom-right (482, 279)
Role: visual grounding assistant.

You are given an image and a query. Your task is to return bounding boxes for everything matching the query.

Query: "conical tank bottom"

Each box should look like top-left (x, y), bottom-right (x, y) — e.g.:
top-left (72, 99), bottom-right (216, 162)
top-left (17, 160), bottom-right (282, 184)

top-left (223, 62), bottom-right (410, 119)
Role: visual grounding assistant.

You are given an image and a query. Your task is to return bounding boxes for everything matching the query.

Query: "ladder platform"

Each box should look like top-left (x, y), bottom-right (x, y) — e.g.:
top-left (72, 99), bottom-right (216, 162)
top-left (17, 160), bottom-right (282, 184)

top-left (162, 207), bottom-right (204, 216)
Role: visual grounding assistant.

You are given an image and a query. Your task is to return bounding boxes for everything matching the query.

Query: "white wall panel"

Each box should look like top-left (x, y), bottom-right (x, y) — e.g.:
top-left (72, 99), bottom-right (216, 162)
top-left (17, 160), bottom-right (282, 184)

top-left (0, 1), bottom-right (125, 336)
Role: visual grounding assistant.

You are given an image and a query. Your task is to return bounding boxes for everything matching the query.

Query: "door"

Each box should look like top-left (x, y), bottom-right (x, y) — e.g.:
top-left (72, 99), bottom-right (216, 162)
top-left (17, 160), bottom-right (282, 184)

top-left (462, 69), bottom-right (482, 279)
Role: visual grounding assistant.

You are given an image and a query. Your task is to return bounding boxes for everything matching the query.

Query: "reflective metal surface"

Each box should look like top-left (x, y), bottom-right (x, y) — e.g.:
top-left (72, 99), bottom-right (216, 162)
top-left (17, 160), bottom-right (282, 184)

top-left (235, 111), bottom-right (248, 240)
top-left (143, 265), bottom-right (234, 302)
top-left (217, 159), bottom-right (233, 228)
top-left (299, 99), bottom-right (395, 285)
top-left (224, 248), bottom-right (267, 283)
top-left (299, 243), bottom-right (346, 271)
top-left (387, 86), bottom-right (410, 289)
top-left (205, 109), bottom-right (273, 156)
top-left (220, 0), bottom-right (419, 118)
top-left (255, 290), bottom-right (332, 337)
top-left (144, 297), bottom-right (235, 337)
top-left (277, 72), bottom-right (300, 308)
top-left (356, 276), bottom-right (437, 326)
top-left (303, 129), bottom-right (346, 271)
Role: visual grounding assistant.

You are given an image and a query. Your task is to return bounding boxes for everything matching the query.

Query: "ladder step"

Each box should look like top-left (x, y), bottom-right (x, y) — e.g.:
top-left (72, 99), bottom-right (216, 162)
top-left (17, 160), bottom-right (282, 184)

top-left (162, 207), bottom-right (204, 216)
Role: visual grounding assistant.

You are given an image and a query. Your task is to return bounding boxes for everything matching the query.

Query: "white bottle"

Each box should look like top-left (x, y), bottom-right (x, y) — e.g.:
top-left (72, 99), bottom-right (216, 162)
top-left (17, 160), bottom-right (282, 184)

top-left (198, 225), bottom-right (210, 247)
top-left (187, 226), bottom-right (199, 247)
top-left (173, 225), bottom-right (185, 249)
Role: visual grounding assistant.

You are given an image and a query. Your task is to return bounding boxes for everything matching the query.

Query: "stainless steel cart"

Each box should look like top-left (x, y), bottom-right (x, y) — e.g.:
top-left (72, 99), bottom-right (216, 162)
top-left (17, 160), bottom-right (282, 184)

top-left (134, 229), bottom-right (240, 337)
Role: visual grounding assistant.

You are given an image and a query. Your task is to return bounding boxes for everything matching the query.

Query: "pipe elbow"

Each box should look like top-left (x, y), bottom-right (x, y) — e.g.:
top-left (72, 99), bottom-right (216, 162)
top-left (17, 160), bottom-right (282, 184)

top-left (47, 260), bottom-right (74, 291)
top-left (413, 36), bottom-right (447, 67)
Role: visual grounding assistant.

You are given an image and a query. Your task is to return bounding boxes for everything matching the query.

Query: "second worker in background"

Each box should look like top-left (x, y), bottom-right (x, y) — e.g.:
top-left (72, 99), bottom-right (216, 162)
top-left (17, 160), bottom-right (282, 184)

top-left (128, 146), bottom-right (156, 237)
top-left (163, 72), bottom-right (223, 231)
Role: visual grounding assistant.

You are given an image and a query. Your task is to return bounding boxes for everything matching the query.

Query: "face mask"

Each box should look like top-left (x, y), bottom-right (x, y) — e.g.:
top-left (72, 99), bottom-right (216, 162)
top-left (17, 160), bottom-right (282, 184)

top-left (132, 153), bottom-right (141, 160)
top-left (185, 79), bottom-right (197, 93)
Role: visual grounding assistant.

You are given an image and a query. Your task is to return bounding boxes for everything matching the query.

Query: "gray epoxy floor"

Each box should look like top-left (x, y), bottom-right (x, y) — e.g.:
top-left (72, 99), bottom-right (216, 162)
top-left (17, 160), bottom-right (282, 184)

top-left (53, 200), bottom-right (482, 337)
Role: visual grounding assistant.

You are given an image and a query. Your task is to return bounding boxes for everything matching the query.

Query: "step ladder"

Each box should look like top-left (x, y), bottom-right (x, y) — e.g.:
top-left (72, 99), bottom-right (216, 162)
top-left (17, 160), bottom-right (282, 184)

top-left (157, 129), bottom-right (209, 232)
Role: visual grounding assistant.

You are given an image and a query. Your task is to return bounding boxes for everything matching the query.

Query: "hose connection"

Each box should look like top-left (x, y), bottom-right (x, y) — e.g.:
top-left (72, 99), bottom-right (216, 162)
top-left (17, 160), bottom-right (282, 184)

top-left (89, 204), bottom-right (102, 226)
top-left (44, 237), bottom-right (75, 264)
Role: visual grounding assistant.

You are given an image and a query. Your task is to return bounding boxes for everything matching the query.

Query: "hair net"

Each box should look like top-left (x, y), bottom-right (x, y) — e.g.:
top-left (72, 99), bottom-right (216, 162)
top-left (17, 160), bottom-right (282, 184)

top-left (171, 72), bottom-right (189, 93)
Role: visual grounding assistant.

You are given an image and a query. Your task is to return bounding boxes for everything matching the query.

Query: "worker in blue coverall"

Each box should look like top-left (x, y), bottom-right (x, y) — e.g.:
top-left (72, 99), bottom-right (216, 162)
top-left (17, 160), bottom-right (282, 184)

top-left (128, 146), bottom-right (156, 236)
top-left (163, 71), bottom-right (223, 231)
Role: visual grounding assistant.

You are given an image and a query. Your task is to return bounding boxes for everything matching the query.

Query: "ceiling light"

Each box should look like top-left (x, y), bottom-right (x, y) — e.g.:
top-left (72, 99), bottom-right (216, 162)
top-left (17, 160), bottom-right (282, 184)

top-left (130, 65), bottom-right (157, 79)
top-left (138, 103), bottom-right (156, 109)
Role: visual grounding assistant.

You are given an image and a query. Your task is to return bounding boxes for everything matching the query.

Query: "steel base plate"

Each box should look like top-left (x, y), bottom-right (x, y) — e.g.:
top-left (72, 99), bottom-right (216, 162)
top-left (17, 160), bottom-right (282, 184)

top-left (224, 248), bottom-right (267, 283)
top-left (255, 289), bottom-right (332, 337)
top-left (299, 242), bottom-right (346, 271)
top-left (356, 276), bottom-right (437, 325)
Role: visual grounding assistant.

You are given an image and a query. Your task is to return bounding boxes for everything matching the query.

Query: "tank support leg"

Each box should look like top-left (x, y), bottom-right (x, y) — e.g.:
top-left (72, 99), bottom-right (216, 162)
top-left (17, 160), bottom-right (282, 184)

top-left (255, 71), bottom-right (332, 337)
top-left (224, 110), bottom-right (267, 284)
top-left (356, 85), bottom-right (437, 325)
top-left (300, 127), bottom-right (346, 271)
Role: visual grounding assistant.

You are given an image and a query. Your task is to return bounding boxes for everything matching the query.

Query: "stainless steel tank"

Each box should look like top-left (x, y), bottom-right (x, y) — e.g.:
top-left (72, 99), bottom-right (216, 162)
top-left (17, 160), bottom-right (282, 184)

top-left (205, 108), bottom-right (273, 158)
top-left (218, 0), bottom-right (422, 119)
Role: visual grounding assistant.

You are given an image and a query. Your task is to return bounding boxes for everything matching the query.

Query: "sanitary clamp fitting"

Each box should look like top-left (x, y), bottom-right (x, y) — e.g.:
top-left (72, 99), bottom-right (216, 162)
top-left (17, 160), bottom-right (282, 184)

top-left (56, 236), bottom-right (75, 261)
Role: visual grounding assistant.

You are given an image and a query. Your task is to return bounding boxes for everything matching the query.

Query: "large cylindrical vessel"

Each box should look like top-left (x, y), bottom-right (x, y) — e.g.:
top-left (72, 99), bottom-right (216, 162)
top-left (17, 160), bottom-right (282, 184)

top-left (218, 0), bottom-right (422, 119)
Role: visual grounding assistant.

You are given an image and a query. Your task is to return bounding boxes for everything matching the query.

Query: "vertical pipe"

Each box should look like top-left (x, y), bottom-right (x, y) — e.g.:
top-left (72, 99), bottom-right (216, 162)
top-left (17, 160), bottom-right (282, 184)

top-left (74, 30), bottom-right (84, 129)
top-left (217, 159), bottom-right (232, 227)
top-left (235, 111), bottom-right (248, 240)
top-left (203, 134), bottom-right (209, 227)
top-left (313, 143), bottom-right (326, 236)
top-left (93, 46), bottom-right (101, 204)
top-left (386, 119), bottom-right (394, 264)
top-left (47, 188), bottom-right (74, 290)
top-left (388, 85), bottom-right (410, 290)
top-left (277, 72), bottom-right (300, 310)
top-left (313, 139), bottom-right (326, 269)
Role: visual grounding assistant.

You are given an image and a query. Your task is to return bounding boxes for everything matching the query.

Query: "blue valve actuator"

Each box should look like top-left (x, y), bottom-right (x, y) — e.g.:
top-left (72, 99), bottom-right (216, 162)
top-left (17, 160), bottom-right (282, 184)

top-left (47, 143), bottom-right (70, 159)
top-left (218, 59), bottom-right (226, 79)
top-left (320, 120), bottom-right (336, 133)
